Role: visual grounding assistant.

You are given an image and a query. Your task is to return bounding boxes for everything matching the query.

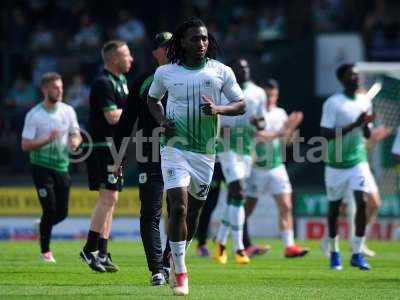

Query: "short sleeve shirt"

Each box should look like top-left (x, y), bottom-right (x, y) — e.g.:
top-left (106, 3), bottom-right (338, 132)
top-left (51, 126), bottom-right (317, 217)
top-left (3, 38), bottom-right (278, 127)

top-left (22, 102), bottom-right (80, 172)
top-left (320, 93), bottom-right (371, 168)
top-left (148, 59), bottom-right (244, 154)
top-left (88, 70), bottom-right (129, 146)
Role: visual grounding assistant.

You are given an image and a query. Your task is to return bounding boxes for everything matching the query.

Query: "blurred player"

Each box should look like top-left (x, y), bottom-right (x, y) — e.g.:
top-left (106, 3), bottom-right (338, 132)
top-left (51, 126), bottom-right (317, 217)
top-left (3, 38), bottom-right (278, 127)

top-left (246, 78), bottom-right (308, 258)
top-left (114, 32), bottom-right (172, 285)
top-left (147, 18), bottom-right (245, 296)
top-left (80, 40), bottom-right (133, 272)
top-left (214, 58), bottom-right (266, 265)
top-left (21, 72), bottom-right (81, 262)
top-left (320, 63), bottom-right (383, 270)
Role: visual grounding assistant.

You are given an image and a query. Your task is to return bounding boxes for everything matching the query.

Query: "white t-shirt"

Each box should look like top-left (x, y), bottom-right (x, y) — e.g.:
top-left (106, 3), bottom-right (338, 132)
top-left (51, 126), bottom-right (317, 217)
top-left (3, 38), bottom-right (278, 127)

top-left (219, 81), bottom-right (266, 155)
top-left (254, 107), bottom-right (288, 169)
top-left (148, 59), bottom-right (244, 154)
top-left (320, 93), bottom-right (371, 168)
top-left (22, 102), bottom-right (80, 172)
top-left (392, 127), bottom-right (400, 155)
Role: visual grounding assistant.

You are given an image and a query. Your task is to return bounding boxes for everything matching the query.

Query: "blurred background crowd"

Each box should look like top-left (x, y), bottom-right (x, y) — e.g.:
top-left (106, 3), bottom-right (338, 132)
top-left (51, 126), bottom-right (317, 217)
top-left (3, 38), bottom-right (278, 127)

top-left (1, 0), bottom-right (400, 184)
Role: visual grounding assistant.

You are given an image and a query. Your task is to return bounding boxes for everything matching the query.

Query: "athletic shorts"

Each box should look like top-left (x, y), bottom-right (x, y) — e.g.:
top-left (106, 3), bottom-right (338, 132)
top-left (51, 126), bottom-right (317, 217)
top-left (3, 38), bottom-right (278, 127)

top-left (86, 147), bottom-right (123, 191)
top-left (218, 150), bottom-right (252, 184)
top-left (160, 146), bottom-right (215, 201)
top-left (324, 162), bottom-right (378, 201)
top-left (245, 165), bottom-right (292, 198)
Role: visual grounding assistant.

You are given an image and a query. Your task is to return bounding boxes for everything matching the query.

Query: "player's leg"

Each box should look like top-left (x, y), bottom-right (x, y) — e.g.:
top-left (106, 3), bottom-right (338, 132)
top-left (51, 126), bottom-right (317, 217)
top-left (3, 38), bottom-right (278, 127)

top-left (348, 162), bottom-right (377, 270)
top-left (196, 162), bottom-right (223, 256)
top-left (363, 192), bottom-right (380, 256)
top-left (138, 165), bottom-right (166, 285)
top-left (52, 170), bottom-right (71, 226)
top-left (31, 165), bottom-right (57, 263)
top-left (243, 196), bottom-right (257, 249)
top-left (325, 165), bottom-right (348, 270)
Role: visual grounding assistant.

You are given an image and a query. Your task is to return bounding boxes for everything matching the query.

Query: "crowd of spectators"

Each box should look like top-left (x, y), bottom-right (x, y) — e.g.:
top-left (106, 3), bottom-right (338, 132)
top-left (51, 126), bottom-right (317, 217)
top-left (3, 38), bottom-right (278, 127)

top-left (1, 0), bottom-right (400, 173)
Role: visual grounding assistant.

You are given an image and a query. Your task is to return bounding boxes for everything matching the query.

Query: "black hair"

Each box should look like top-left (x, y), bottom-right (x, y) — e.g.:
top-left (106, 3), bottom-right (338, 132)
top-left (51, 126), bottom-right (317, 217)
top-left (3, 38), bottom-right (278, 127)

top-left (336, 63), bottom-right (355, 81)
top-left (167, 18), bottom-right (220, 64)
top-left (264, 78), bottom-right (279, 90)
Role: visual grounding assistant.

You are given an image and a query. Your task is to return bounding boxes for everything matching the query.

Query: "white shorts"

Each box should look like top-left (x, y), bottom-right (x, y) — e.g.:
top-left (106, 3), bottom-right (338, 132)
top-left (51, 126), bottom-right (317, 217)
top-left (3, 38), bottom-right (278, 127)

top-left (324, 162), bottom-right (378, 201)
top-left (245, 165), bottom-right (292, 198)
top-left (218, 150), bottom-right (252, 184)
top-left (160, 146), bottom-right (215, 200)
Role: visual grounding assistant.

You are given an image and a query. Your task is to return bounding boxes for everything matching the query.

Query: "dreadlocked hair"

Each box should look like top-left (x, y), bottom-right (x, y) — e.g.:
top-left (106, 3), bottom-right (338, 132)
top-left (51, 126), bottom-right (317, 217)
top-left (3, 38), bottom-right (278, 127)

top-left (167, 17), bottom-right (220, 64)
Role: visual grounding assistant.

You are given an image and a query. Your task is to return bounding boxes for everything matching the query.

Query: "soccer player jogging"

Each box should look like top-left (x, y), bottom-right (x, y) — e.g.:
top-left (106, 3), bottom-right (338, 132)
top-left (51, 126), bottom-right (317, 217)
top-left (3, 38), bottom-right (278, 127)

top-left (214, 58), bottom-right (266, 265)
top-left (21, 72), bottom-right (81, 263)
top-left (114, 32), bottom-right (172, 285)
top-left (147, 18), bottom-right (245, 296)
top-left (80, 41), bottom-right (133, 272)
top-left (320, 63), bottom-right (382, 270)
top-left (245, 79), bottom-right (308, 258)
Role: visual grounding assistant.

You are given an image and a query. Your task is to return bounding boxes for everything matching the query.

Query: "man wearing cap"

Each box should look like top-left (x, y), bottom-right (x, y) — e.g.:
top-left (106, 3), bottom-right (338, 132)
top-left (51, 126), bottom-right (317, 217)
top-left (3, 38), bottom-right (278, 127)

top-left (114, 32), bottom-right (172, 286)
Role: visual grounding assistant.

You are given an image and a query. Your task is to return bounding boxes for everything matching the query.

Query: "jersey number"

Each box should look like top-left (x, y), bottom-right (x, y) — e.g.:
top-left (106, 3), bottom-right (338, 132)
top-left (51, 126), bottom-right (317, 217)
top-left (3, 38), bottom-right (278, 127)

top-left (196, 184), bottom-right (210, 198)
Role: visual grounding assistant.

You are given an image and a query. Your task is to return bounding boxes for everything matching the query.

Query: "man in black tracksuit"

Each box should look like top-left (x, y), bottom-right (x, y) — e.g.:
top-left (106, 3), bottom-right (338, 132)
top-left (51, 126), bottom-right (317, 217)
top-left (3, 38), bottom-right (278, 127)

top-left (114, 32), bottom-right (172, 286)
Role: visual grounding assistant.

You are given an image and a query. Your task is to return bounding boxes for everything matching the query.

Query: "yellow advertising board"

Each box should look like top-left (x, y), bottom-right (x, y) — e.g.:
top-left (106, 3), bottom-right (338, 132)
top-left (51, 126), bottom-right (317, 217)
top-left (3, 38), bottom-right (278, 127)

top-left (0, 187), bottom-right (141, 216)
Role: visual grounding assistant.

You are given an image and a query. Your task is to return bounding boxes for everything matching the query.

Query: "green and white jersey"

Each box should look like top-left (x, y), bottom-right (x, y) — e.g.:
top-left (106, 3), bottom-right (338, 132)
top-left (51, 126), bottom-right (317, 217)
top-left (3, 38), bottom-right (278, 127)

top-left (254, 107), bottom-right (288, 169)
top-left (22, 102), bottom-right (80, 172)
top-left (320, 93), bottom-right (371, 169)
top-left (148, 59), bottom-right (244, 154)
top-left (219, 81), bottom-right (266, 156)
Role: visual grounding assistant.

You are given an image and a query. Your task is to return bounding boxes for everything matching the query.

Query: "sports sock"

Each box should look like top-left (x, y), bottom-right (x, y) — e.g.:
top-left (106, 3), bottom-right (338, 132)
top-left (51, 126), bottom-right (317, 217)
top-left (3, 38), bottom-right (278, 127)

top-left (216, 203), bottom-right (230, 245)
top-left (98, 237), bottom-right (108, 256)
top-left (229, 198), bottom-right (245, 252)
top-left (281, 230), bottom-right (295, 247)
top-left (329, 236), bottom-right (340, 252)
top-left (352, 235), bottom-right (365, 254)
top-left (170, 241), bottom-right (187, 274)
top-left (83, 230), bottom-right (100, 253)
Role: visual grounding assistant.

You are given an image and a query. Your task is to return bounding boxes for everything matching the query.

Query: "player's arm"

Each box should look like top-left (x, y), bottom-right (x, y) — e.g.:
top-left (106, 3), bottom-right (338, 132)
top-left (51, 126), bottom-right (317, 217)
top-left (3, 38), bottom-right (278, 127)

top-left (201, 96), bottom-right (245, 116)
top-left (365, 125), bottom-right (392, 150)
top-left (104, 109), bottom-right (122, 125)
top-left (21, 130), bottom-right (61, 152)
top-left (114, 79), bottom-right (142, 151)
top-left (147, 67), bottom-right (175, 137)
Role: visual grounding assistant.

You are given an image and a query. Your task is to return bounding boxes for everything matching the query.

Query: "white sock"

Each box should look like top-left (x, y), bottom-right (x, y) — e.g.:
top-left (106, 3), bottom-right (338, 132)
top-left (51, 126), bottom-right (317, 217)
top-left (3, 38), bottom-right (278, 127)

top-left (229, 204), bottom-right (245, 251)
top-left (216, 204), bottom-right (230, 245)
top-left (169, 241), bottom-right (187, 274)
top-left (352, 236), bottom-right (365, 254)
top-left (281, 229), bottom-right (295, 247)
top-left (329, 236), bottom-right (340, 252)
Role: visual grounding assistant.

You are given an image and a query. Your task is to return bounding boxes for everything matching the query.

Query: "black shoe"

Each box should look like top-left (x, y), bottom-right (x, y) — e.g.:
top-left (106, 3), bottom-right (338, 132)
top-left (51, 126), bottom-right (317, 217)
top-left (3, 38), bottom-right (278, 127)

top-left (98, 253), bottom-right (119, 272)
top-left (151, 272), bottom-right (166, 286)
top-left (80, 250), bottom-right (106, 273)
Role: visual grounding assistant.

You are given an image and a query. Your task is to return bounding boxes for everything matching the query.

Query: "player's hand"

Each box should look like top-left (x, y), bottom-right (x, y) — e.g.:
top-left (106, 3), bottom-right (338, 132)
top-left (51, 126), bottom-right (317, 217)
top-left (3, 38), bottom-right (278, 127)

top-left (285, 111), bottom-right (303, 132)
top-left (48, 129), bottom-right (62, 142)
top-left (354, 112), bottom-right (375, 127)
top-left (160, 119), bottom-right (176, 137)
top-left (201, 95), bottom-right (219, 115)
top-left (369, 126), bottom-right (392, 145)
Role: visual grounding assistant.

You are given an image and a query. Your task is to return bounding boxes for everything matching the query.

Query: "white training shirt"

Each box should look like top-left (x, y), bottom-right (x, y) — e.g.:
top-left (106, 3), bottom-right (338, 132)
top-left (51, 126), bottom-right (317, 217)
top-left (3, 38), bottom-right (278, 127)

top-left (22, 102), bottom-right (80, 172)
top-left (148, 59), bottom-right (244, 154)
top-left (320, 93), bottom-right (371, 168)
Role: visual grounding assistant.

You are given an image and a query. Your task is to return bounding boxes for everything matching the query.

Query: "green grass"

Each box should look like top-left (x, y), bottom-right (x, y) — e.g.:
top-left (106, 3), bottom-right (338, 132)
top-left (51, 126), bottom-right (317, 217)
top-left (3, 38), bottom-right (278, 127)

top-left (0, 240), bottom-right (399, 299)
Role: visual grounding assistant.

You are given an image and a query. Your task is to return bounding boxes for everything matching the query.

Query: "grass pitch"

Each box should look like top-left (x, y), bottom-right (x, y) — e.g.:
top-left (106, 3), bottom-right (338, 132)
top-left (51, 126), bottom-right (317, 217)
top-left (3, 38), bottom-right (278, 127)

top-left (0, 240), bottom-right (399, 299)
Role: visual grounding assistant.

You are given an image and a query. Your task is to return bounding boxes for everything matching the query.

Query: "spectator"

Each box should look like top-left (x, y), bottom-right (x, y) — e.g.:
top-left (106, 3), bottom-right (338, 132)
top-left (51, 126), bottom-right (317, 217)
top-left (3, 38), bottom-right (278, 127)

top-left (65, 74), bottom-right (90, 109)
top-left (363, 0), bottom-right (400, 61)
top-left (115, 10), bottom-right (146, 45)
top-left (9, 9), bottom-right (30, 50)
top-left (4, 76), bottom-right (37, 109)
top-left (312, 0), bottom-right (341, 32)
top-left (30, 23), bottom-right (55, 51)
top-left (73, 14), bottom-right (102, 49)
top-left (257, 4), bottom-right (286, 41)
